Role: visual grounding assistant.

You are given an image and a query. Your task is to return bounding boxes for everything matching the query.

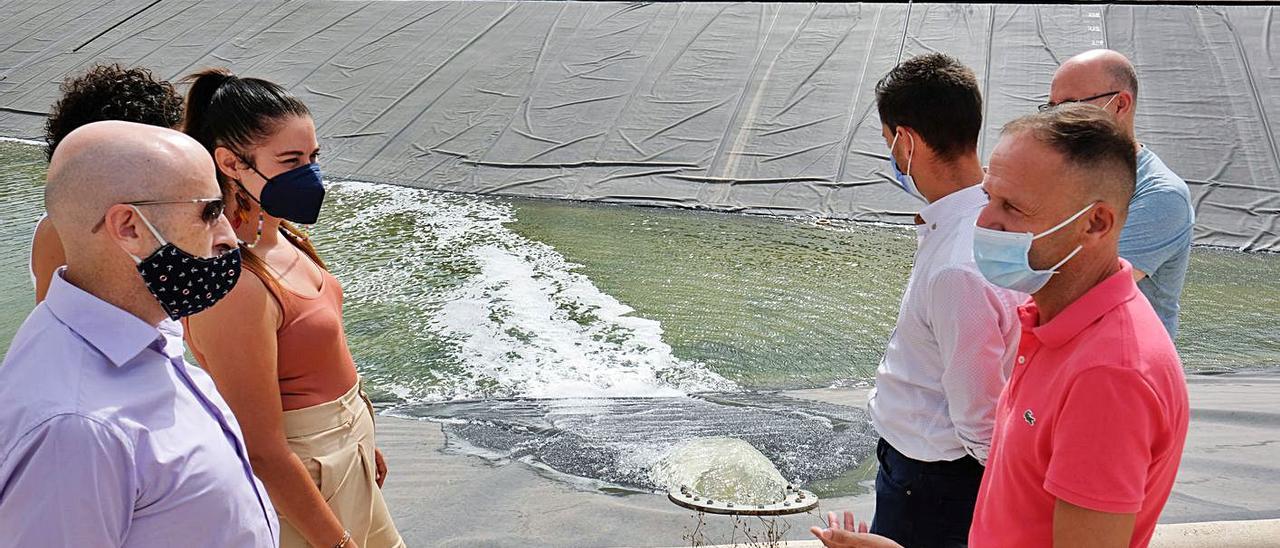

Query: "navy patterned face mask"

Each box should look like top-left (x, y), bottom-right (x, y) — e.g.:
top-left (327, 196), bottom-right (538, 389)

top-left (129, 207), bottom-right (242, 320)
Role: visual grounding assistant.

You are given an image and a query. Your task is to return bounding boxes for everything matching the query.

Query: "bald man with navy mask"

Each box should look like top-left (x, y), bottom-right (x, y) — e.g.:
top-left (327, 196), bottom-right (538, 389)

top-left (0, 121), bottom-right (277, 546)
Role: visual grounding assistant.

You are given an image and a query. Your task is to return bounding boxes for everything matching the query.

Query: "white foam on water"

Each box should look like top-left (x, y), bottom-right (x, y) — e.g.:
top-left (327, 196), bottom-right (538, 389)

top-left (436, 238), bottom-right (732, 399)
top-left (324, 180), bottom-right (735, 401)
top-left (0, 137), bottom-right (44, 146)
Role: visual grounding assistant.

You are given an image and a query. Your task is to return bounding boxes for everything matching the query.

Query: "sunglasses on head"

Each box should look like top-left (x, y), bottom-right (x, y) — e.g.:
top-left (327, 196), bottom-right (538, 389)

top-left (91, 197), bottom-right (225, 233)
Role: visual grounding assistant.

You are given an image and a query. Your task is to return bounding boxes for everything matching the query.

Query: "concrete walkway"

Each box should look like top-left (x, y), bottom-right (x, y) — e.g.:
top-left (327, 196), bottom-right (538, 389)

top-left (691, 519), bottom-right (1280, 548)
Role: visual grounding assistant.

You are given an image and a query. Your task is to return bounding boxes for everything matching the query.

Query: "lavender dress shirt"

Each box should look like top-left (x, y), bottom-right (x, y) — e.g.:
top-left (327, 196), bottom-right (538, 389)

top-left (0, 268), bottom-right (277, 547)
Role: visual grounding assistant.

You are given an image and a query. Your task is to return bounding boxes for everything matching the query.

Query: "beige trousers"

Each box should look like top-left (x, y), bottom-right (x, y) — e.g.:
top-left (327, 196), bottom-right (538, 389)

top-left (279, 382), bottom-right (404, 548)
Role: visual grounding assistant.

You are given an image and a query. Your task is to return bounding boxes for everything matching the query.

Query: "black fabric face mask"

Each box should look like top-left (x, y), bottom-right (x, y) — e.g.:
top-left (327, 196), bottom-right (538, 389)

top-left (129, 207), bottom-right (242, 320)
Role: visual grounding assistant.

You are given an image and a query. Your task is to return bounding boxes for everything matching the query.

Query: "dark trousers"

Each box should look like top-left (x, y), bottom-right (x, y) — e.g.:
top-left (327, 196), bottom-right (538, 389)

top-left (869, 438), bottom-right (984, 548)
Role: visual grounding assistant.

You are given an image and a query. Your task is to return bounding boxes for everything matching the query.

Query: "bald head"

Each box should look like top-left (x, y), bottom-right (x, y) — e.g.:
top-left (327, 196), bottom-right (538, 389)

top-left (45, 120), bottom-right (217, 246)
top-left (1049, 49), bottom-right (1139, 135)
top-left (42, 120), bottom-right (236, 324)
top-left (1056, 49), bottom-right (1138, 98)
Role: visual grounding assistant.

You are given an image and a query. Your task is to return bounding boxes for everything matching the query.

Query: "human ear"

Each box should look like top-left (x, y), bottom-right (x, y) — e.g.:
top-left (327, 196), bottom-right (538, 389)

top-left (102, 205), bottom-right (156, 260)
top-left (1085, 202), bottom-right (1118, 243)
top-left (213, 146), bottom-right (247, 181)
top-left (1115, 92), bottom-right (1135, 116)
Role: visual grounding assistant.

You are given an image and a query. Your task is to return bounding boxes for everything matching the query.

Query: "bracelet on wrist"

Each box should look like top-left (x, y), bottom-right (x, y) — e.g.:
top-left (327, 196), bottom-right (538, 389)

top-left (333, 529), bottom-right (352, 548)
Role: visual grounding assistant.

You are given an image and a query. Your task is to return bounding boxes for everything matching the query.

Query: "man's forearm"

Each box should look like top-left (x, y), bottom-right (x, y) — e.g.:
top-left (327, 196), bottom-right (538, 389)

top-left (1052, 499), bottom-right (1136, 548)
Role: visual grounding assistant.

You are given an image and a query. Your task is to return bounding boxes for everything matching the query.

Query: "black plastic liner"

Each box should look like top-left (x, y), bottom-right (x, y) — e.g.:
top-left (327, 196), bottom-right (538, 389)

top-left (1, 1), bottom-right (1275, 251)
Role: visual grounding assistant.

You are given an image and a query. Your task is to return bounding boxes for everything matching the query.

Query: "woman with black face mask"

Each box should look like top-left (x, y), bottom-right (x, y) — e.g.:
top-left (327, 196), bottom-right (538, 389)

top-left (180, 68), bottom-right (403, 548)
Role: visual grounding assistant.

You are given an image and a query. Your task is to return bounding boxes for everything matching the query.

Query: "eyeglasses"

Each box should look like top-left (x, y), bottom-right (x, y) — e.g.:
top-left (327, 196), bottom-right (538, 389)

top-left (1038, 91), bottom-right (1121, 112)
top-left (91, 197), bottom-right (225, 233)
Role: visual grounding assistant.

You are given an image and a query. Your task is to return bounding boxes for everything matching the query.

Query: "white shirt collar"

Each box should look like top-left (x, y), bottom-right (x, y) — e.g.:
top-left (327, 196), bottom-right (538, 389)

top-left (918, 184), bottom-right (987, 229)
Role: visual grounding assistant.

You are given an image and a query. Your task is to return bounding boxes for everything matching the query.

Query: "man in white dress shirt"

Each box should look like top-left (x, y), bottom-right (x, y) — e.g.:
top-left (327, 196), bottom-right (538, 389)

top-left (866, 53), bottom-right (1023, 547)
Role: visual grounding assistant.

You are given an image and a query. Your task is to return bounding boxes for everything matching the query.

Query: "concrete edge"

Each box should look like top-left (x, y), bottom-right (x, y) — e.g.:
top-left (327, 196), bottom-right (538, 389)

top-left (674, 519), bottom-right (1280, 548)
top-left (1149, 518), bottom-right (1280, 548)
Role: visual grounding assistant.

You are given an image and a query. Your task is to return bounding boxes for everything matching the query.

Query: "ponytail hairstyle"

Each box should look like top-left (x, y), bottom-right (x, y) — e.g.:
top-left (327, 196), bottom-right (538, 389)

top-left (180, 68), bottom-right (326, 296)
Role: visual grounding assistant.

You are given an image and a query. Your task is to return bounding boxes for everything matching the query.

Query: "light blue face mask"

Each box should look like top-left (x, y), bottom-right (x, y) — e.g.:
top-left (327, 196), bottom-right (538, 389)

top-left (972, 202), bottom-right (1097, 294)
top-left (888, 131), bottom-right (927, 203)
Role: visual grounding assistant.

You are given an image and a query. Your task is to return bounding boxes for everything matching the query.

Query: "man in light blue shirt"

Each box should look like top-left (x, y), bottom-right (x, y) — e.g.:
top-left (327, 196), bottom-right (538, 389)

top-left (1046, 49), bottom-right (1195, 338)
top-left (0, 121), bottom-right (277, 546)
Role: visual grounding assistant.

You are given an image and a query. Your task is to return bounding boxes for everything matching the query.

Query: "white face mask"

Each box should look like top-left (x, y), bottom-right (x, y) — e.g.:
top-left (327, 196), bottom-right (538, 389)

top-left (1099, 93), bottom-right (1118, 113)
top-left (972, 202), bottom-right (1097, 294)
top-left (888, 131), bottom-right (927, 203)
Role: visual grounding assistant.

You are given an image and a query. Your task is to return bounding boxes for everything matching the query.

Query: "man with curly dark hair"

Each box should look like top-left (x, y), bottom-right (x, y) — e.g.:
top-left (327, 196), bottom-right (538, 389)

top-left (32, 63), bottom-right (184, 302)
top-left (44, 64), bottom-right (184, 160)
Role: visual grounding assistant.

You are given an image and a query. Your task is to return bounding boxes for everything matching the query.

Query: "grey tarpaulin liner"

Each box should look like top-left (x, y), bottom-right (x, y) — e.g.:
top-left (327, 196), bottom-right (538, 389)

top-left (0, 2), bottom-right (1276, 251)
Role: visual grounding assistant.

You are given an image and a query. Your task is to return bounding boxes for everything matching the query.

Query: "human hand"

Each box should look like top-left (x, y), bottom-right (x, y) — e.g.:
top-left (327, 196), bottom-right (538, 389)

top-left (809, 511), bottom-right (902, 548)
top-left (374, 448), bottom-right (387, 487)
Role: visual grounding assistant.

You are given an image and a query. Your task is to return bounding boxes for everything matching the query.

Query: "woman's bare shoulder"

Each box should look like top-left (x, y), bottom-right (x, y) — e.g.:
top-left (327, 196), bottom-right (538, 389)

top-left (188, 261), bottom-right (282, 333)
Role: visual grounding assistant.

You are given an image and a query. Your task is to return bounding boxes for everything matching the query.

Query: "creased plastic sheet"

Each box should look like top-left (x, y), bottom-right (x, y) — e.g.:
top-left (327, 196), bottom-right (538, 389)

top-left (0, 1), bottom-right (1275, 251)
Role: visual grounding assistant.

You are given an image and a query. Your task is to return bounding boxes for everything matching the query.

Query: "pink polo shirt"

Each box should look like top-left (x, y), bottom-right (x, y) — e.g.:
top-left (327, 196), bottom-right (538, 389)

top-left (969, 260), bottom-right (1189, 548)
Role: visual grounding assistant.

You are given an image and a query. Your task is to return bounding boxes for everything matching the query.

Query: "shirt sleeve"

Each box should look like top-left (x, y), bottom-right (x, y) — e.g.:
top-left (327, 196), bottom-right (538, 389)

top-left (927, 267), bottom-right (1020, 464)
top-left (1044, 366), bottom-right (1165, 514)
top-left (1118, 188), bottom-right (1194, 276)
top-left (0, 414), bottom-right (135, 547)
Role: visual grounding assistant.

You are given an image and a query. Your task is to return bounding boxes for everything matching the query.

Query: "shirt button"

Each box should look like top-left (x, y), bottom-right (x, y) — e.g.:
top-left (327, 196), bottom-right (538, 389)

top-left (1017, 356), bottom-right (1026, 365)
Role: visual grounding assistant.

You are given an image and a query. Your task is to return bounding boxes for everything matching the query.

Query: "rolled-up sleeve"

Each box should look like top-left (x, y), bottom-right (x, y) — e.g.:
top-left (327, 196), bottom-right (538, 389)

top-left (928, 267), bottom-right (1020, 464)
top-left (0, 414), bottom-right (135, 547)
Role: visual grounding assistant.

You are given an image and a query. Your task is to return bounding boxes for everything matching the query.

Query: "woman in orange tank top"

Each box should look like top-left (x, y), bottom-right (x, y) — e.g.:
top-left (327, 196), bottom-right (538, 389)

top-left (181, 68), bottom-right (402, 548)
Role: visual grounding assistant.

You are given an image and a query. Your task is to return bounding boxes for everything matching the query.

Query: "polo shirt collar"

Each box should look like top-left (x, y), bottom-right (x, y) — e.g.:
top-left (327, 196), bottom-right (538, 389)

top-left (1023, 259), bottom-right (1140, 348)
top-left (918, 184), bottom-right (987, 228)
top-left (44, 267), bottom-right (163, 367)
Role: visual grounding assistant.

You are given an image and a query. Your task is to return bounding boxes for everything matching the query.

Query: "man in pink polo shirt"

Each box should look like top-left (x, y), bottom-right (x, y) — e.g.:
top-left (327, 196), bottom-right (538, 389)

top-left (969, 104), bottom-right (1190, 547)
top-left (812, 105), bottom-right (1188, 548)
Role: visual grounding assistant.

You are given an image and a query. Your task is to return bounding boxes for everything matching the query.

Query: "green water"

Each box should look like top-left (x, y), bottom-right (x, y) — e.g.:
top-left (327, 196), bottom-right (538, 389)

top-left (506, 200), bottom-right (914, 388)
top-left (504, 200), bottom-right (1280, 384)
top-left (0, 142), bottom-right (45, 342)
top-left (2, 140), bottom-right (1278, 398)
top-left (1177, 249), bottom-right (1280, 370)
